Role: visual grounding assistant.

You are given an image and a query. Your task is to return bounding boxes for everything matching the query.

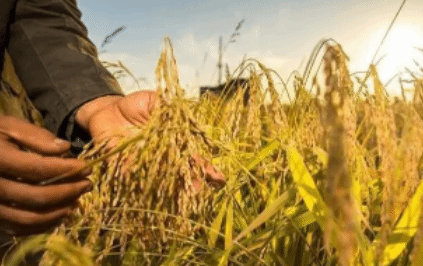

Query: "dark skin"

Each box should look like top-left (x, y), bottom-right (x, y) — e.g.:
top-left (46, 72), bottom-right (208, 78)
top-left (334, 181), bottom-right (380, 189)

top-left (0, 116), bottom-right (91, 236)
top-left (0, 90), bottom-right (225, 236)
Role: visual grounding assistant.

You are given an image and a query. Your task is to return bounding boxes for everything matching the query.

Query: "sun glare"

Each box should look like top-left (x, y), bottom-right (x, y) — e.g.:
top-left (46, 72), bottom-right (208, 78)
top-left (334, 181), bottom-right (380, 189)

top-left (377, 25), bottom-right (423, 94)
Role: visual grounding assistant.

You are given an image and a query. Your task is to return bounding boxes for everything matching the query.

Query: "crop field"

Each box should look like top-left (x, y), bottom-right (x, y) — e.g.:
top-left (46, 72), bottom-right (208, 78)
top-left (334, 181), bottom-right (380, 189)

top-left (4, 22), bottom-right (423, 266)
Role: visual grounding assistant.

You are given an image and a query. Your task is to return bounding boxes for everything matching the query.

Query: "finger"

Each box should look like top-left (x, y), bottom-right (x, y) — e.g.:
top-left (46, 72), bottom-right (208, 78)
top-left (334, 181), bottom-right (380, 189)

top-left (88, 107), bottom-right (134, 144)
top-left (118, 91), bottom-right (157, 124)
top-left (204, 162), bottom-right (226, 185)
top-left (191, 153), bottom-right (226, 188)
top-left (0, 203), bottom-right (74, 230)
top-left (0, 116), bottom-right (71, 156)
top-left (192, 178), bottom-right (202, 192)
top-left (0, 177), bottom-right (92, 209)
top-left (0, 141), bottom-right (89, 182)
top-left (0, 204), bottom-right (76, 236)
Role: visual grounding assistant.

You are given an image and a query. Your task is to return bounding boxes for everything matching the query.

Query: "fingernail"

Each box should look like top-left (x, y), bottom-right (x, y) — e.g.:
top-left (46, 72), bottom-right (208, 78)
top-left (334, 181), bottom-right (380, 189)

top-left (54, 138), bottom-right (68, 146)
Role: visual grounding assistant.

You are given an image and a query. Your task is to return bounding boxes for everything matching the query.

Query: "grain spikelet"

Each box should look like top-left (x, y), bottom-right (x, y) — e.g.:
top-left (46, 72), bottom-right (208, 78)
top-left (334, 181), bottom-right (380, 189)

top-left (370, 65), bottom-right (399, 262)
top-left (393, 101), bottom-right (423, 212)
top-left (244, 71), bottom-right (264, 152)
top-left (322, 44), bottom-right (357, 266)
top-left (256, 61), bottom-right (288, 134)
top-left (413, 79), bottom-right (423, 121)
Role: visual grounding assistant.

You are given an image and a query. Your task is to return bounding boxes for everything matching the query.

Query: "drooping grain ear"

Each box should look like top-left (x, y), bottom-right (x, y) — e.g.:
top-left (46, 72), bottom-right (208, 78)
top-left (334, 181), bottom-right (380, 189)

top-left (147, 90), bottom-right (160, 114)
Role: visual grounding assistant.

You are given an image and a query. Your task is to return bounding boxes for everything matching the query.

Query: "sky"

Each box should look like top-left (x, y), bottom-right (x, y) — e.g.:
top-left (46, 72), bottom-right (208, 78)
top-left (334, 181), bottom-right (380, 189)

top-left (78, 0), bottom-right (423, 101)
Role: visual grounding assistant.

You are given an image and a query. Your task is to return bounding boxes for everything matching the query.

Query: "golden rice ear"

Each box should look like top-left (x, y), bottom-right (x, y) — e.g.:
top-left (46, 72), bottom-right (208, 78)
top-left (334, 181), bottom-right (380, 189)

top-left (322, 44), bottom-right (358, 266)
top-left (155, 36), bottom-right (183, 105)
top-left (413, 80), bottom-right (423, 121)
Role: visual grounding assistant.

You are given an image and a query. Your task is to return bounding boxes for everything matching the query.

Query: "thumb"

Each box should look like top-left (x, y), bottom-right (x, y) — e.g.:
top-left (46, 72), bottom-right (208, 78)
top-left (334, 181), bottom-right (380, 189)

top-left (0, 116), bottom-right (71, 156)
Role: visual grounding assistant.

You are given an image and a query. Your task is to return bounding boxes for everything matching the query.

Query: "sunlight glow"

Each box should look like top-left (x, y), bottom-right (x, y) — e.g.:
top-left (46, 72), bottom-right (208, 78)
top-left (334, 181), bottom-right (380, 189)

top-left (377, 25), bottom-right (423, 94)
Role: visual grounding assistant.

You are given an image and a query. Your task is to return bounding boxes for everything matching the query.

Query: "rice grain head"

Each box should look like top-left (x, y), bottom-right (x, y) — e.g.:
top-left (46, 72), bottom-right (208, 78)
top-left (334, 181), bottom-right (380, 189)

top-left (322, 44), bottom-right (358, 266)
top-left (41, 37), bottom-right (219, 265)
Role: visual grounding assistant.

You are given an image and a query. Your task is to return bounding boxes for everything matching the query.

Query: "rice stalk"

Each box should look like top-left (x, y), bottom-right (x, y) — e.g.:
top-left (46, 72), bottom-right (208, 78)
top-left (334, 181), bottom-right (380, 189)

top-left (322, 44), bottom-right (358, 266)
top-left (370, 65), bottom-right (400, 263)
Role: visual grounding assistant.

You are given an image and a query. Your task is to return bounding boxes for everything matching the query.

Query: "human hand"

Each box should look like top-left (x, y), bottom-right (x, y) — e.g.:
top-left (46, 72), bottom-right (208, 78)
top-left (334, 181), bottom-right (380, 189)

top-left (191, 153), bottom-right (225, 190)
top-left (76, 91), bottom-right (226, 188)
top-left (74, 91), bottom-right (156, 142)
top-left (0, 116), bottom-right (92, 236)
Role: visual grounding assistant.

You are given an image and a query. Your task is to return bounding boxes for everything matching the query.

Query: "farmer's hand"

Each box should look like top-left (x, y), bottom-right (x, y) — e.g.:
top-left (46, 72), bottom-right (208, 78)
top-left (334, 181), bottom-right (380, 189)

top-left (76, 91), bottom-right (225, 188)
top-left (0, 116), bottom-right (92, 236)
top-left (75, 91), bottom-right (157, 142)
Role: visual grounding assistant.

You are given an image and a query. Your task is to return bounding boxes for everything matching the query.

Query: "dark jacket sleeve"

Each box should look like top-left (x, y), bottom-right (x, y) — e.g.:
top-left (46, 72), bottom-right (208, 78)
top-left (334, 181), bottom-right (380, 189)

top-left (7, 0), bottom-right (124, 137)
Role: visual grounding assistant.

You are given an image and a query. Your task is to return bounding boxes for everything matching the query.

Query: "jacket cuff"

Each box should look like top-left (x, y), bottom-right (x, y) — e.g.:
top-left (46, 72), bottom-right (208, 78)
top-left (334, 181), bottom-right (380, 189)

top-left (57, 91), bottom-right (124, 156)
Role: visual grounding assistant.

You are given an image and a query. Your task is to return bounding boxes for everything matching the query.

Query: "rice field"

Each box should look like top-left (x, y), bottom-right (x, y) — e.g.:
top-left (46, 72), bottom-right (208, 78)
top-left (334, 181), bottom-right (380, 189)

top-left (4, 31), bottom-right (423, 266)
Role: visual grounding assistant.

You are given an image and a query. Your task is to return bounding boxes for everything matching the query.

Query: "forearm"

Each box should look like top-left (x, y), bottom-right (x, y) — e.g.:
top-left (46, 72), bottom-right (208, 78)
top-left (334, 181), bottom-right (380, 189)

top-left (8, 0), bottom-right (124, 135)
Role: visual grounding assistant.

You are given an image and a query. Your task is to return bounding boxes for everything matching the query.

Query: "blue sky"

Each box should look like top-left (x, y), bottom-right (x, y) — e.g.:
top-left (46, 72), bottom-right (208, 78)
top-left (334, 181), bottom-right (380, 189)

top-left (78, 0), bottom-right (423, 100)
